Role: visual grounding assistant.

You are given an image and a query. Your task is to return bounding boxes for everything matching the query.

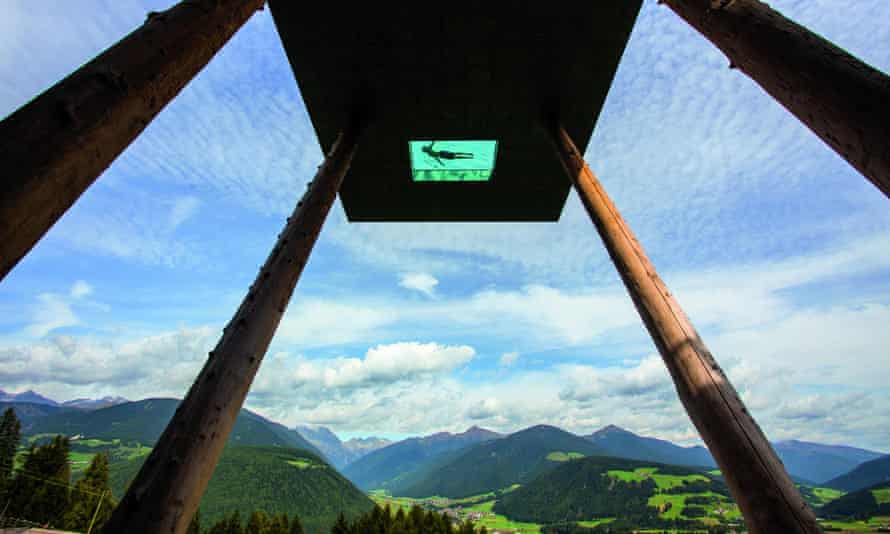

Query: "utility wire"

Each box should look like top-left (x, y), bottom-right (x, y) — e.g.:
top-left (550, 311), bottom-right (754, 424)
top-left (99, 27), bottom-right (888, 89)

top-left (0, 458), bottom-right (108, 498)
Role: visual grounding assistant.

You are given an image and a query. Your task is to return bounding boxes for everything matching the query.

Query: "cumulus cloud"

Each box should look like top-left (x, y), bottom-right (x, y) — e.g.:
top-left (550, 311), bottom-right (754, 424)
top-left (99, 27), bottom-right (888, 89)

top-left (290, 342), bottom-right (474, 390)
top-left (399, 273), bottom-right (439, 298)
top-left (559, 355), bottom-right (672, 403)
top-left (1, 0), bottom-right (890, 451)
top-left (0, 327), bottom-right (215, 398)
top-left (467, 398), bottom-right (502, 420)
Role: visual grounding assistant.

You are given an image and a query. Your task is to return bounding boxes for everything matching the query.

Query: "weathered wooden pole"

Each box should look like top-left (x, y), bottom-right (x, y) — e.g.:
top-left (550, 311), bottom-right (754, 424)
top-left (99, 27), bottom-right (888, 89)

top-left (102, 125), bottom-right (360, 534)
top-left (0, 0), bottom-right (266, 282)
top-left (661, 0), bottom-right (890, 199)
top-left (550, 124), bottom-right (820, 534)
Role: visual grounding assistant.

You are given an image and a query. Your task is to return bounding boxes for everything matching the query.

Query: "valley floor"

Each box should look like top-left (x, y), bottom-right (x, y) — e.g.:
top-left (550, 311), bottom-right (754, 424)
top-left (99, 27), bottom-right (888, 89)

top-left (371, 490), bottom-right (543, 533)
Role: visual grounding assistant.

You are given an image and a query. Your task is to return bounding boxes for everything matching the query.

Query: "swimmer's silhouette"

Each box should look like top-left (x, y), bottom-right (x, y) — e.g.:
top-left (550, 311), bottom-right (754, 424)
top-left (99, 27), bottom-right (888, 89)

top-left (422, 141), bottom-right (474, 166)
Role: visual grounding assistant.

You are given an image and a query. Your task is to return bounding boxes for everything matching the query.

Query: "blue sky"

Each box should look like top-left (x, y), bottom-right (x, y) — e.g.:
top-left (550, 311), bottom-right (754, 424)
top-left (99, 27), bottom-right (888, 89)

top-left (2, 1), bottom-right (890, 449)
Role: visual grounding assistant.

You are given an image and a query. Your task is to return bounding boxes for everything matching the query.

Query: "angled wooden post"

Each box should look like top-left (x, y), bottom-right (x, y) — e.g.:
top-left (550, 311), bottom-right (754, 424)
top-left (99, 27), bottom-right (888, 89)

top-left (102, 125), bottom-right (360, 534)
top-left (0, 0), bottom-right (266, 282)
top-left (662, 0), bottom-right (890, 199)
top-left (549, 124), bottom-right (820, 534)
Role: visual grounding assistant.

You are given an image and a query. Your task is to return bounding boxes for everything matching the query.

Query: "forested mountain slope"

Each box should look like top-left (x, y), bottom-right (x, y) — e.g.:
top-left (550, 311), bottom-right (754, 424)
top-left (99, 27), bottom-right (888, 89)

top-left (398, 425), bottom-right (606, 499)
top-left (343, 426), bottom-right (500, 490)
top-left (109, 446), bottom-right (373, 534)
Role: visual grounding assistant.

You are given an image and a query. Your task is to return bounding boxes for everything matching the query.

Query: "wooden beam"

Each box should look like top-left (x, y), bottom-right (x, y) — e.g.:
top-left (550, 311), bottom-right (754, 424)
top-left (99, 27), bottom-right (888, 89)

top-left (102, 125), bottom-right (360, 534)
top-left (662, 0), bottom-right (890, 199)
top-left (0, 0), bottom-right (266, 282)
top-left (549, 123), bottom-right (820, 534)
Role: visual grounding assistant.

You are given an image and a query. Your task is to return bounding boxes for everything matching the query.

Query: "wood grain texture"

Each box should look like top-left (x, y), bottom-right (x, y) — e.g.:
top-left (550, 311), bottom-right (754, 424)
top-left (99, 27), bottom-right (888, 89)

top-left (103, 127), bottom-right (359, 534)
top-left (663, 0), bottom-right (890, 199)
top-left (0, 0), bottom-right (266, 281)
top-left (550, 124), bottom-right (820, 534)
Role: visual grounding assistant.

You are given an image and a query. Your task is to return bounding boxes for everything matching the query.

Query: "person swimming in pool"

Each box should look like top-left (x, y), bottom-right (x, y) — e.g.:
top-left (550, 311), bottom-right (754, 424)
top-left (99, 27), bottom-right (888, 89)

top-left (422, 141), bottom-right (474, 166)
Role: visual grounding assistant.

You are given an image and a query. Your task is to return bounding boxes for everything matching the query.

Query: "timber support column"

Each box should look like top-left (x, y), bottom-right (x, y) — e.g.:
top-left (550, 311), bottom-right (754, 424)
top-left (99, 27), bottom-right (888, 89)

top-left (0, 0), bottom-right (266, 282)
top-left (549, 124), bottom-right (820, 534)
top-left (103, 123), bottom-right (361, 534)
top-left (662, 0), bottom-right (890, 199)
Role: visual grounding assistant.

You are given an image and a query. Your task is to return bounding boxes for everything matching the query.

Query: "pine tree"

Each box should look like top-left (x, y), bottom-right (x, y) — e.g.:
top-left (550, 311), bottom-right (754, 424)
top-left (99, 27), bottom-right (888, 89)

top-left (226, 510), bottom-right (244, 534)
top-left (245, 510), bottom-right (269, 534)
top-left (62, 452), bottom-right (116, 532)
top-left (9, 435), bottom-right (70, 525)
top-left (187, 509), bottom-right (202, 534)
top-left (331, 512), bottom-right (350, 534)
top-left (0, 408), bottom-right (21, 498)
top-left (288, 513), bottom-right (304, 534)
top-left (269, 512), bottom-right (289, 534)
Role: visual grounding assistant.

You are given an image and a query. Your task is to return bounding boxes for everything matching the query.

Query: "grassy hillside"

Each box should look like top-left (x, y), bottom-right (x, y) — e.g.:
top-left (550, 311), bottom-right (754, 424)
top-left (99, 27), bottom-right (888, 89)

top-left (586, 425), bottom-right (885, 484)
top-left (494, 456), bottom-right (737, 530)
top-left (827, 455), bottom-right (890, 492)
top-left (398, 425), bottom-right (606, 499)
top-left (24, 398), bottom-right (322, 457)
top-left (343, 426), bottom-right (500, 490)
top-left (819, 481), bottom-right (890, 520)
top-left (109, 445), bottom-right (373, 534)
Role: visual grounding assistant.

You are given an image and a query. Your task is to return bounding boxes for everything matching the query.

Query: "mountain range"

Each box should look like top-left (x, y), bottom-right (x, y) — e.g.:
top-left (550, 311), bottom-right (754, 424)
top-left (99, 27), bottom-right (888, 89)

top-left (4, 389), bottom-right (887, 502)
top-left (0, 389), bottom-right (128, 409)
top-left (5, 398), bottom-right (322, 458)
top-left (295, 425), bottom-right (391, 469)
top-left (586, 424), bottom-right (884, 484)
top-left (825, 454), bottom-right (890, 492)
top-left (398, 425), bottom-right (606, 498)
top-left (342, 425), bottom-right (501, 491)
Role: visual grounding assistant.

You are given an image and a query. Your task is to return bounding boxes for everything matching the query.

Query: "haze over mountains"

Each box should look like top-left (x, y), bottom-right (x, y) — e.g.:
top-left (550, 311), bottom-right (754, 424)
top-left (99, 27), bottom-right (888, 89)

top-left (295, 425), bottom-right (392, 469)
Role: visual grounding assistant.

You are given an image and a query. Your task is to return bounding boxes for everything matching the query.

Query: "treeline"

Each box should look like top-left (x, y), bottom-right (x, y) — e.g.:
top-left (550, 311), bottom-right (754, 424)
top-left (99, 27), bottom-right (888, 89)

top-left (541, 524), bottom-right (735, 534)
top-left (195, 504), bottom-right (488, 534)
top-left (0, 408), bottom-right (116, 531)
top-left (190, 509), bottom-right (304, 534)
top-left (331, 504), bottom-right (488, 534)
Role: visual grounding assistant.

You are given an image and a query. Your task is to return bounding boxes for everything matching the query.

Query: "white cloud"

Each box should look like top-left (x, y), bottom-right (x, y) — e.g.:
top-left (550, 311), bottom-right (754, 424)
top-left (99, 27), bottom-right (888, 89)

top-left (70, 280), bottom-right (93, 299)
top-left (0, 327), bottom-right (215, 398)
top-left (22, 281), bottom-right (101, 338)
top-left (399, 273), bottom-right (439, 298)
top-left (25, 294), bottom-right (79, 338)
top-left (1, 0), bottom-right (890, 452)
top-left (167, 196), bottom-right (200, 231)
top-left (467, 398), bottom-right (502, 420)
top-left (276, 299), bottom-right (397, 348)
top-left (288, 342), bottom-right (474, 390)
top-left (499, 351), bottom-right (519, 367)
